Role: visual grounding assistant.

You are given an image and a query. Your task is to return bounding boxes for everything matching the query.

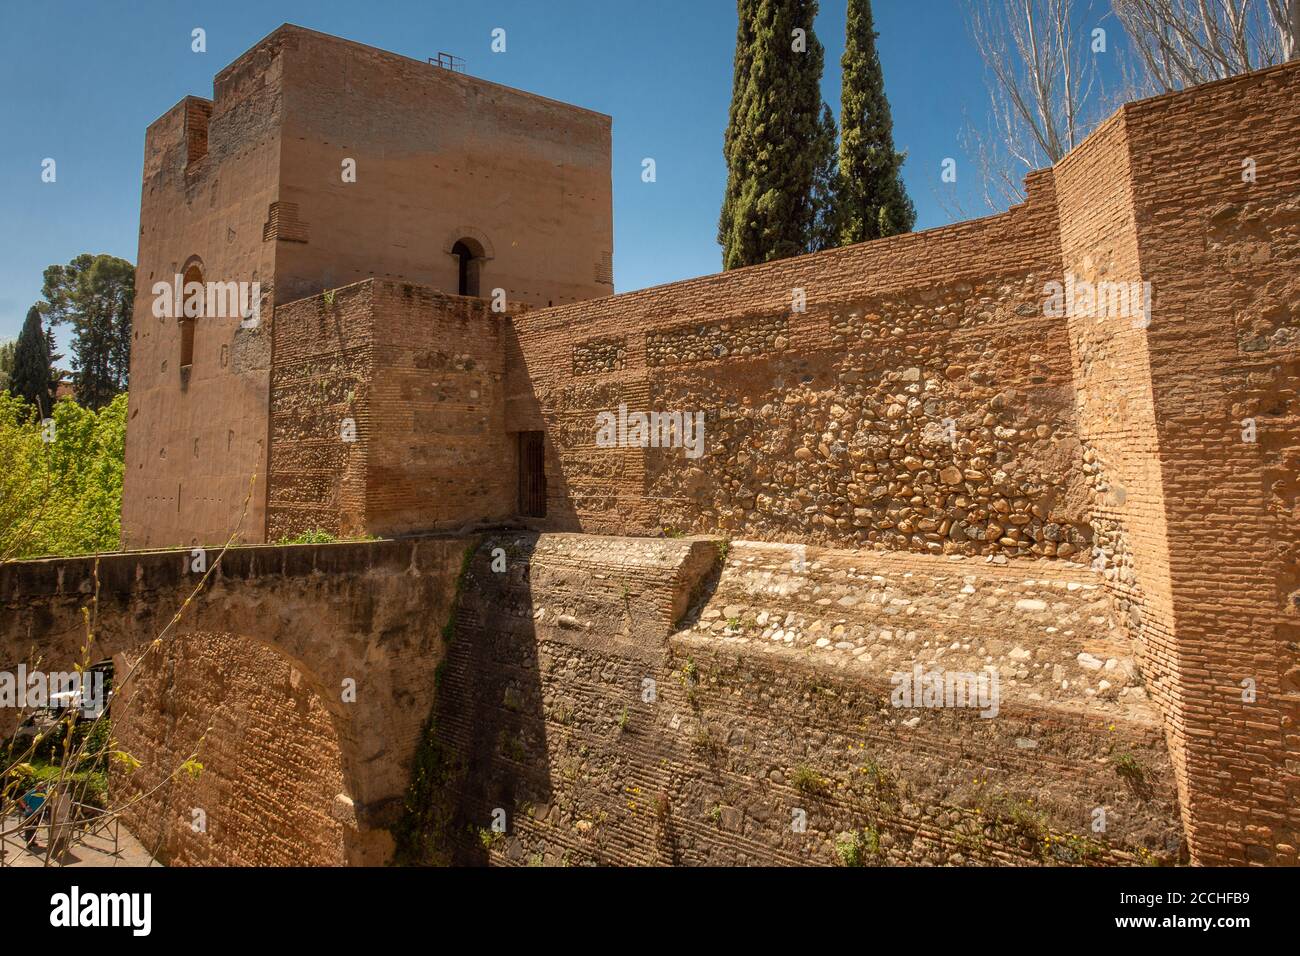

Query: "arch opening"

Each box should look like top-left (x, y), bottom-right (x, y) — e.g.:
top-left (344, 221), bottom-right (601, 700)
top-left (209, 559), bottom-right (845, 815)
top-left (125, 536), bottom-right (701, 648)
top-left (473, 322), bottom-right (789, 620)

top-left (180, 259), bottom-right (203, 371)
top-left (450, 238), bottom-right (484, 298)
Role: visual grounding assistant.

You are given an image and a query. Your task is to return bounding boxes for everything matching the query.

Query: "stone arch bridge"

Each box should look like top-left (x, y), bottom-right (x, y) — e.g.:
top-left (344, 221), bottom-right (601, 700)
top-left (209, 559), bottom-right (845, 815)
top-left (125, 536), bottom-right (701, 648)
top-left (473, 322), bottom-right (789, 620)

top-left (0, 537), bottom-right (471, 865)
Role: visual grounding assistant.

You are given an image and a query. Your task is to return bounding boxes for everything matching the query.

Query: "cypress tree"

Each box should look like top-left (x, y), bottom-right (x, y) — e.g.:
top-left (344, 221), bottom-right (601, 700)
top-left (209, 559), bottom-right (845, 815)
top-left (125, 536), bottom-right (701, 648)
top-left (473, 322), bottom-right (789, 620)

top-left (10, 305), bottom-right (55, 416)
top-left (837, 0), bottom-right (915, 244)
top-left (719, 0), bottom-right (829, 269)
top-left (808, 103), bottom-right (840, 252)
top-left (719, 0), bottom-right (759, 261)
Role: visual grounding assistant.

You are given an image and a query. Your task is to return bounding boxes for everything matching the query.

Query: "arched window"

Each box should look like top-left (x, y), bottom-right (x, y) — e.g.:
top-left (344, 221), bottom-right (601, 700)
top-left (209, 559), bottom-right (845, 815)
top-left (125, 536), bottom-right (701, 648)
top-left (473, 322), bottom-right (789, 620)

top-left (450, 238), bottom-right (484, 297)
top-left (180, 260), bottom-right (203, 371)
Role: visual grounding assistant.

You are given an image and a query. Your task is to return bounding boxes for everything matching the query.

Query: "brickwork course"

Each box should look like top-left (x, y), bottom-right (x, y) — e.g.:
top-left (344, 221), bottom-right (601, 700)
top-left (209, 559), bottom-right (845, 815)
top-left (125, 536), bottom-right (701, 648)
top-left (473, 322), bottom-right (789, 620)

top-left (3, 27), bottom-right (1296, 866)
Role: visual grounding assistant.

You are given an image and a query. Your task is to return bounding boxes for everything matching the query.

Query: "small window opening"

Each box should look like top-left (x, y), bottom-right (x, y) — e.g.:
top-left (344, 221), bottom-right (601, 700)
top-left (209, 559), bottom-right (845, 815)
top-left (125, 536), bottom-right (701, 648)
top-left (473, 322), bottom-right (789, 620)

top-left (180, 261), bottom-right (202, 371)
top-left (451, 239), bottom-right (483, 297)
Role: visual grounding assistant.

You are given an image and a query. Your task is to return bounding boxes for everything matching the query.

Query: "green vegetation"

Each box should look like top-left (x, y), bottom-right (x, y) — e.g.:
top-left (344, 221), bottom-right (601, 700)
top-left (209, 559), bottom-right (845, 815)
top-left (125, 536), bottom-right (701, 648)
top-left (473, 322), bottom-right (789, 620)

top-left (835, 0), bottom-right (915, 243)
top-left (719, 0), bottom-right (833, 268)
top-left (9, 306), bottom-right (56, 413)
top-left (1, 718), bottom-right (114, 812)
top-left (719, 0), bottom-right (913, 264)
top-left (40, 254), bottom-right (135, 410)
top-left (0, 338), bottom-right (16, 393)
top-left (691, 723), bottom-right (724, 757)
top-left (834, 826), bottom-right (880, 866)
top-left (792, 764), bottom-right (830, 796)
top-left (275, 528), bottom-right (384, 545)
top-left (277, 528), bottom-right (337, 544)
top-left (1, 391), bottom-right (127, 561)
top-left (1111, 750), bottom-right (1144, 781)
top-left (1110, 749), bottom-right (1153, 799)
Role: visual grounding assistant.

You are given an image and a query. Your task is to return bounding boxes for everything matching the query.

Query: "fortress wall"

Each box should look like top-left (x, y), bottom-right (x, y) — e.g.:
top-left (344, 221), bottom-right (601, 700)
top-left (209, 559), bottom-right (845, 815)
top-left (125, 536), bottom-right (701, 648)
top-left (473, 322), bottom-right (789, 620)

top-left (1119, 63), bottom-right (1300, 865)
top-left (267, 280), bottom-right (515, 541)
top-left (121, 38), bottom-right (284, 550)
top-left (365, 282), bottom-right (516, 535)
top-left (507, 175), bottom-right (1094, 564)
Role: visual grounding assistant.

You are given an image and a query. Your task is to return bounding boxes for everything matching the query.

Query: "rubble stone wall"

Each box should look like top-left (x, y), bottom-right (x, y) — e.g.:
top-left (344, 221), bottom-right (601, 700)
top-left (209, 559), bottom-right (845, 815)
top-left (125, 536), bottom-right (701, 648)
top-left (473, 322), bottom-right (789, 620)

top-left (506, 172), bottom-right (1089, 566)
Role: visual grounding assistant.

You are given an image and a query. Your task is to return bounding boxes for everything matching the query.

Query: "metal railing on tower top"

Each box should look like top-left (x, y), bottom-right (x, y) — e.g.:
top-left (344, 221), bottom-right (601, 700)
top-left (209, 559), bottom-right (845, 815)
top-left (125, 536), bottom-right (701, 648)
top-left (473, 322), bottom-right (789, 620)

top-left (428, 52), bottom-right (465, 73)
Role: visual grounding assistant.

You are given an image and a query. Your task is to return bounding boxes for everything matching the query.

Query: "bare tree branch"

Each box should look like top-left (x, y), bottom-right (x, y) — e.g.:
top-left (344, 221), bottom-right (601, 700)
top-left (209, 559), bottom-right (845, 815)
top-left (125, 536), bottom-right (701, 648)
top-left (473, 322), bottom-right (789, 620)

top-left (1114, 0), bottom-right (1298, 93)
top-left (962, 0), bottom-right (1114, 211)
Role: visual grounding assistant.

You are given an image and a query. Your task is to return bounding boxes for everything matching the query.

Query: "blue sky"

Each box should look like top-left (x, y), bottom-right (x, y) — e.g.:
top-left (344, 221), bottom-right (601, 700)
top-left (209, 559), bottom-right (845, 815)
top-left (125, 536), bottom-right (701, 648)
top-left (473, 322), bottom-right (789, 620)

top-left (0, 0), bottom-right (1118, 345)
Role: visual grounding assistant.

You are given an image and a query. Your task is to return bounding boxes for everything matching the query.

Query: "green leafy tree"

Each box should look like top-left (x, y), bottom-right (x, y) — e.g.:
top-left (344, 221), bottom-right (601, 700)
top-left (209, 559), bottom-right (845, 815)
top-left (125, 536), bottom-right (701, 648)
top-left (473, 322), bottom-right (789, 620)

top-left (719, 0), bottom-right (831, 268)
top-left (9, 305), bottom-right (56, 416)
top-left (0, 392), bottom-right (127, 560)
top-left (0, 338), bottom-right (16, 393)
top-left (836, 0), bottom-right (915, 244)
top-left (41, 254), bottom-right (135, 410)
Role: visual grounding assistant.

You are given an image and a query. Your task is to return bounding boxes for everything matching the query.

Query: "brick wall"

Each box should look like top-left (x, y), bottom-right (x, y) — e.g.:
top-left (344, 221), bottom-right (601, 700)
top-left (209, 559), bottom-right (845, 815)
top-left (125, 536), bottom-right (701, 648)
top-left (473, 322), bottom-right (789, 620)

top-left (366, 282), bottom-right (516, 534)
top-left (272, 25), bottom-right (613, 309)
top-left (268, 281), bottom-right (375, 540)
top-left (267, 280), bottom-right (515, 540)
top-left (506, 172), bottom-right (1089, 561)
top-left (1119, 63), bottom-right (1300, 865)
top-left (121, 48), bottom-right (282, 549)
top-left (123, 24), bottom-right (613, 549)
top-left (1, 537), bottom-right (471, 866)
top-left (1052, 109), bottom-right (1186, 837)
top-left (112, 631), bottom-right (346, 866)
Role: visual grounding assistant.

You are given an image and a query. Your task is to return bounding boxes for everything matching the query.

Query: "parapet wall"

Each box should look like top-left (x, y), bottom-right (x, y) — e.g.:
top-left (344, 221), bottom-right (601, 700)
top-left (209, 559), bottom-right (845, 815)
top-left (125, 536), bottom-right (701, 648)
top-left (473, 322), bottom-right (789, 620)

top-left (486, 61), bottom-right (1300, 865)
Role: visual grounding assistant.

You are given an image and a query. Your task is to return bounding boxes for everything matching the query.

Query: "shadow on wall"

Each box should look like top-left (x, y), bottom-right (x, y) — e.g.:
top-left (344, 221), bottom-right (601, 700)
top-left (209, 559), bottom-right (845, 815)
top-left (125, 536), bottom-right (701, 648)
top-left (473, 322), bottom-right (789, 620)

top-left (398, 532), bottom-right (727, 867)
top-left (398, 535), bottom-right (551, 865)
